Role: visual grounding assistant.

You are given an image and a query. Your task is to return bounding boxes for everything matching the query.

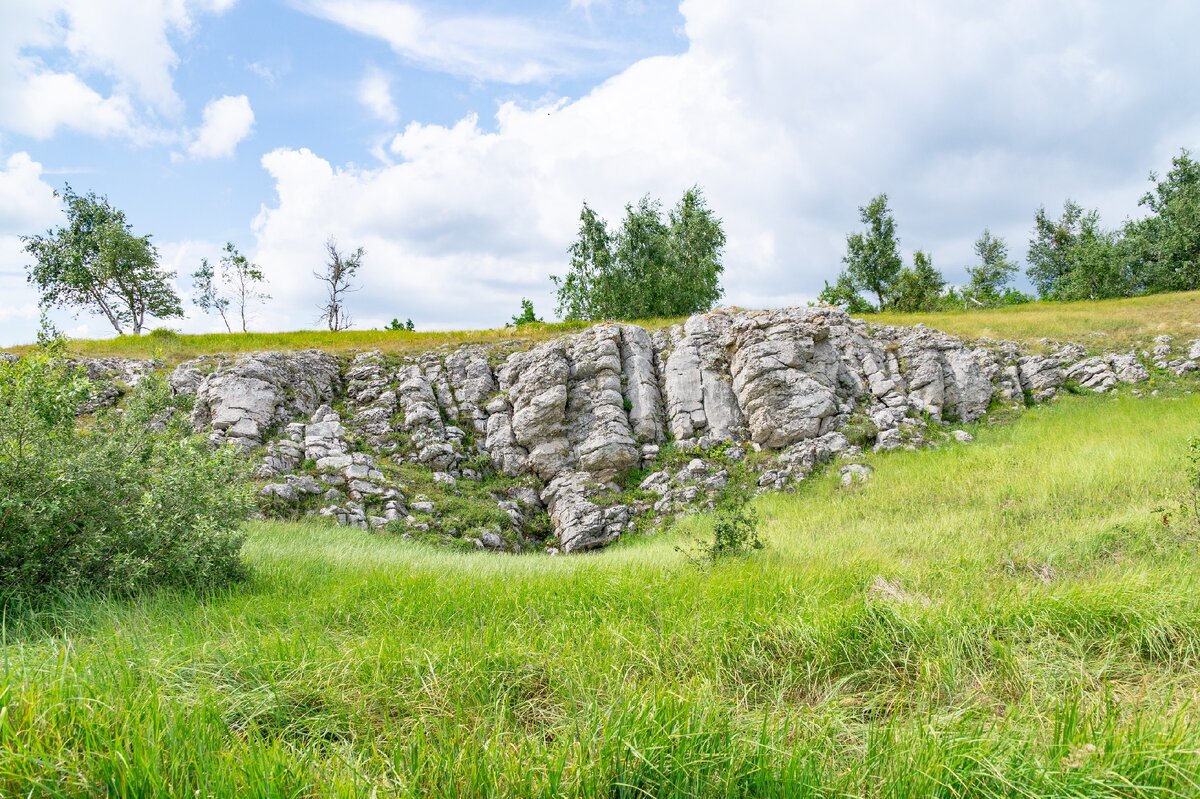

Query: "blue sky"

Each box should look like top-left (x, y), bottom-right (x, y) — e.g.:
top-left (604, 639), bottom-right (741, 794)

top-left (1, 1), bottom-right (1199, 345)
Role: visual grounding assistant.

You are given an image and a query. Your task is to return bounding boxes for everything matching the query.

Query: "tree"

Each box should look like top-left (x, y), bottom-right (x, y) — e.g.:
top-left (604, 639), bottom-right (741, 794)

top-left (843, 193), bottom-right (903, 310)
top-left (890, 250), bottom-right (946, 312)
top-left (1124, 149), bottom-right (1200, 293)
top-left (818, 271), bottom-right (874, 314)
top-left (315, 238), bottom-right (363, 332)
top-left (386, 318), bottom-right (415, 331)
top-left (1027, 202), bottom-right (1129, 301)
top-left (510, 298), bottom-right (542, 327)
top-left (552, 187), bottom-right (725, 321)
top-left (965, 229), bottom-right (1019, 305)
top-left (192, 242), bottom-right (269, 333)
top-left (22, 185), bottom-right (183, 335)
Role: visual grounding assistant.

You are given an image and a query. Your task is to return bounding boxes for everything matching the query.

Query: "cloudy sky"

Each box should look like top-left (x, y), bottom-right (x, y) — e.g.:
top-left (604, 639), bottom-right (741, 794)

top-left (1, 0), bottom-right (1198, 345)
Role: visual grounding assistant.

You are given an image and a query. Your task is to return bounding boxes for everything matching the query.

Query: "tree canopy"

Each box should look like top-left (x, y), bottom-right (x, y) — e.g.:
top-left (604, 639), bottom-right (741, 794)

top-left (22, 186), bottom-right (183, 335)
top-left (552, 187), bottom-right (726, 321)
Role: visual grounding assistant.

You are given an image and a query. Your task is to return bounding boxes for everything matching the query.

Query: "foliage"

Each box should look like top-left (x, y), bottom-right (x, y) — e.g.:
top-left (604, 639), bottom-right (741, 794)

top-left (386, 318), bottom-right (415, 331)
top-left (509, 298), bottom-right (542, 327)
top-left (1124, 149), bottom-right (1200, 294)
top-left (0, 345), bottom-right (251, 597)
top-left (21, 185), bottom-right (183, 335)
top-left (890, 250), bottom-right (947, 312)
top-left (841, 193), bottom-right (904, 310)
top-left (192, 243), bottom-right (270, 333)
top-left (1026, 201), bottom-right (1131, 301)
top-left (818, 270), bottom-right (875, 313)
top-left (315, 238), bottom-right (363, 331)
top-left (964, 229), bottom-right (1021, 306)
top-left (681, 477), bottom-right (762, 565)
top-left (552, 187), bottom-right (726, 320)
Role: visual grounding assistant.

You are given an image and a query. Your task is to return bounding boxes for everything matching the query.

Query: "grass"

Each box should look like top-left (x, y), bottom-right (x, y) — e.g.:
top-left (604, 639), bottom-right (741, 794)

top-left (871, 290), bottom-right (1200, 353)
top-left (5, 291), bottom-right (1200, 363)
top-left (4, 391), bottom-right (1200, 796)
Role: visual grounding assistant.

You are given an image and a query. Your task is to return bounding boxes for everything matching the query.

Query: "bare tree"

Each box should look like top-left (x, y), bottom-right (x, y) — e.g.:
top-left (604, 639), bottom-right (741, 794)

top-left (315, 238), bottom-right (363, 331)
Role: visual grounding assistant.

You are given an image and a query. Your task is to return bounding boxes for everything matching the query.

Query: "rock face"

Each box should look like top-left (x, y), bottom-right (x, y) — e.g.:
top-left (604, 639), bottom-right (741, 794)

top-left (161, 306), bottom-right (1162, 553)
top-left (185, 350), bottom-right (341, 448)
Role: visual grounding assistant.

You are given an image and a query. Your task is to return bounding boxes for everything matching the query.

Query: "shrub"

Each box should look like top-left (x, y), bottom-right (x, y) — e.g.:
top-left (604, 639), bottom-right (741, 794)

top-left (681, 478), bottom-right (763, 565)
top-left (0, 346), bottom-right (252, 597)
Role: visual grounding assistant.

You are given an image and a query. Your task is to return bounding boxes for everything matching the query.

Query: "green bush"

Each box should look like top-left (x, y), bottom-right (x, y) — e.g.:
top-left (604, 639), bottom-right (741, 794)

top-left (0, 346), bottom-right (252, 597)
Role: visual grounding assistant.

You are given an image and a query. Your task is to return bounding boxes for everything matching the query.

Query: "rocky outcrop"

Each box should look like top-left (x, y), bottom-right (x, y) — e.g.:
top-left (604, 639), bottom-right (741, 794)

top-left (156, 305), bottom-right (1168, 553)
top-left (185, 350), bottom-right (341, 449)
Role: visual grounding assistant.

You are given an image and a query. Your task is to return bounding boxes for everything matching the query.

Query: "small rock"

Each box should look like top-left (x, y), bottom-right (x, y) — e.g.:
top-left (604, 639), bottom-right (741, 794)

top-left (951, 430), bottom-right (974, 443)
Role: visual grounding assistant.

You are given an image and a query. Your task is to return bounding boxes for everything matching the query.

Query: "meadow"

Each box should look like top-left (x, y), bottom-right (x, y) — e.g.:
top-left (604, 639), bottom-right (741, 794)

top-left (3, 391), bottom-right (1200, 797)
top-left (8, 290), bottom-right (1199, 364)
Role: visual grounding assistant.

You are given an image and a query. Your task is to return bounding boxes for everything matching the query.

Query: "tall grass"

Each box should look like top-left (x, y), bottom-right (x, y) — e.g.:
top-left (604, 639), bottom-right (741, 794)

top-left (3, 393), bottom-right (1200, 796)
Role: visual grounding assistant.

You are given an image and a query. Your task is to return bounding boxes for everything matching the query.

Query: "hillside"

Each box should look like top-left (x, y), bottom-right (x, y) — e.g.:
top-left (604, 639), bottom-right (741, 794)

top-left (7, 290), bottom-right (1200, 362)
top-left (3, 394), bottom-right (1200, 795)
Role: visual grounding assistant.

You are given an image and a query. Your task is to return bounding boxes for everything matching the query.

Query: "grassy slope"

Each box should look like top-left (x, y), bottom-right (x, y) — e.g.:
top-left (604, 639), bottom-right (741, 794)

top-left (871, 289), bottom-right (1200, 352)
top-left (7, 290), bottom-right (1199, 362)
top-left (4, 393), bottom-right (1200, 797)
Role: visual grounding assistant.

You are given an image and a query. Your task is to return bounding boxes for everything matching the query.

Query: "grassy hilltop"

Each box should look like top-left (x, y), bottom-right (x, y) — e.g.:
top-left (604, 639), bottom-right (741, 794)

top-left (2, 294), bottom-right (1200, 796)
top-left (7, 289), bottom-right (1200, 363)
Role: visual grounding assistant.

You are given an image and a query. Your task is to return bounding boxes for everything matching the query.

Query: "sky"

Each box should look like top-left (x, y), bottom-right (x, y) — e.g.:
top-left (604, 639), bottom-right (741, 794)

top-left (1, 0), bottom-right (1199, 346)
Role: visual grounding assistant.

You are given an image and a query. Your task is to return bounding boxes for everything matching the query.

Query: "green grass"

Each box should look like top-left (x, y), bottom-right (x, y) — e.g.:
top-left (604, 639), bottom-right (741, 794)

top-left (871, 290), bottom-right (1200, 353)
top-left (8, 291), bottom-right (1200, 362)
top-left (4, 391), bottom-right (1200, 796)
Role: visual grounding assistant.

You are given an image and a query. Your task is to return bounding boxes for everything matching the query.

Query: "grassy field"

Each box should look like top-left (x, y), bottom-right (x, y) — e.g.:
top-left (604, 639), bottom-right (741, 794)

top-left (871, 290), bottom-right (1200, 353)
top-left (3, 392), bottom-right (1200, 797)
top-left (7, 291), bottom-right (1199, 362)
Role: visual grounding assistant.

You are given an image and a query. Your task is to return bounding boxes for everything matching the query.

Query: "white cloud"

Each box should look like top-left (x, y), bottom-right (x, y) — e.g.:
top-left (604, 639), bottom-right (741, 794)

top-left (245, 0), bottom-right (1200, 333)
top-left (187, 95), bottom-right (255, 159)
top-left (0, 0), bottom-right (237, 141)
top-left (0, 152), bottom-right (63, 341)
top-left (358, 68), bottom-right (399, 125)
top-left (299, 0), bottom-right (602, 83)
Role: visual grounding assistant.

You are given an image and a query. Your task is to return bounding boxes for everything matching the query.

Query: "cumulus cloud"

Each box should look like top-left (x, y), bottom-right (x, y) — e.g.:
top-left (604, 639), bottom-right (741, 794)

top-left (0, 0), bottom-right (237, 141)
top-left (187, 95), bottom-right (255, 159)
top-left (358, 68), bottom-right (399, 125)
top-left (244, 0), bottom-right (1200, 333)
top-left (299, 0), bottom-right (604, 83)
top-left (0, 152), bottom-right (64, 340)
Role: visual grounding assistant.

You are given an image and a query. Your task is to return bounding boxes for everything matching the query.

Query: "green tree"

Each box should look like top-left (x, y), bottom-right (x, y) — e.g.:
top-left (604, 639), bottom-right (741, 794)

top-left (386, 318), bottom-right (415, 331)
top-left (510, 298), bottom-right (542, 327)
top-left (1124, 149), bottom-right (1200, 293)
top-left (1027, 202), bottom-right (1128, 300)
top-left (552, 187), bottom-right (725, 321)
top-left (843, 193), bottom-right (903, 310)
top-left (192, 242), bottom-right (270, 333)
top-left (22, 185), bottom-right (183, 335)
top-left (965, 229), bottom-right (1019, 305)
top-left (890, 250), bottom-right (946, 312)
top-left (818, 271), bottom-right (874, 313)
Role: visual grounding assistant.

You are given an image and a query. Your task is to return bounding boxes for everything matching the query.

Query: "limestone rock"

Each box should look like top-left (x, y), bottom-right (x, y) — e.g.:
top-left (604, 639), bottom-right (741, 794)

top-left (541, 471), bottom-right (629, 552)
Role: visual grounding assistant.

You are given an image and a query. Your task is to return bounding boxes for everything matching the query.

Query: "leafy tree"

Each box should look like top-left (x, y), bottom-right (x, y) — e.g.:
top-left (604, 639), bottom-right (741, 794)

top-left (1124, 149), bottom-right (1200, 293)
top-left (315, 238), bottom-right (363, 332)
top-left (965, 229), bottom-right (1019, 305)
top-left (890, 250), bottom-right (946, 312)
top-left (192, 242), bottom-right (270, 333)
top-left (510, 298), bottom-right (542, 327)
top-left (553, 203), bottom-right (614, 321)
top-left (1027, 202), bottom-right (1129, 301)
top-left (818, 271), bottom-right (874, 314)
top-left (22, 185), bottom-right (183, 335)
top-left (843, 193), bottom-right (903, 310)
top-left (386, 318), bottom-right (415, 331)
top-left (552, 187), bottom-right (725, 320)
